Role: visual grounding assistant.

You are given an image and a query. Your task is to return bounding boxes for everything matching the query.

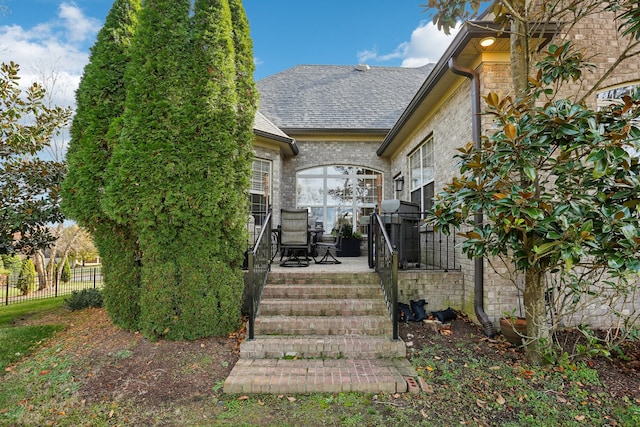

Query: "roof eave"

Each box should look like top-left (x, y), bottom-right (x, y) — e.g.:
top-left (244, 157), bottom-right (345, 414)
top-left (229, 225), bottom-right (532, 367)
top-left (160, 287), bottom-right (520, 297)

top-left (254, 129), bottom-right (299, 156)
top-left (282, 127), bottom-right (390, 138)
top-left (377, 20), bottom-right (559, 157)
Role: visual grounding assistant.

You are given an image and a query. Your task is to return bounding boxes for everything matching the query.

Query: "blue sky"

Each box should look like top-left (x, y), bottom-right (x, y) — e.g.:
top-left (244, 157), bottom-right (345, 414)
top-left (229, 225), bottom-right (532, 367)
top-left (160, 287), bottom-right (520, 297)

top-left (0, 0), bottom-right (459, 108)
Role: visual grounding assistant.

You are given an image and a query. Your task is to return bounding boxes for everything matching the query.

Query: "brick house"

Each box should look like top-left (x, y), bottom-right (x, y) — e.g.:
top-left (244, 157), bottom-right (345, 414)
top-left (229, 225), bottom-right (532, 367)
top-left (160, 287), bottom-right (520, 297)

top-left (250, 11), bottom-right (640, 329)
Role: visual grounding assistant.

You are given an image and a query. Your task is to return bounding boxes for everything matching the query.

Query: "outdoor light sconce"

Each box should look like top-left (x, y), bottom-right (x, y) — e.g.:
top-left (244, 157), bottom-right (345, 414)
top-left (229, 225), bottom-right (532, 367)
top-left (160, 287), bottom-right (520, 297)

top-left (395, 176), bottom-right (405, 192)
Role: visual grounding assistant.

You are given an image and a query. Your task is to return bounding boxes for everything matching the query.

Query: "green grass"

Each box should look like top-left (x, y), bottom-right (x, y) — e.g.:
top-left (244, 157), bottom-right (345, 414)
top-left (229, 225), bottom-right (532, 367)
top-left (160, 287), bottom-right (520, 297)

top-left (0, 298), bottom-right (65, 373)
top-left (0, 297), bottom-right (65, 326)
top-left (0, 302), bottom-right (638, 426)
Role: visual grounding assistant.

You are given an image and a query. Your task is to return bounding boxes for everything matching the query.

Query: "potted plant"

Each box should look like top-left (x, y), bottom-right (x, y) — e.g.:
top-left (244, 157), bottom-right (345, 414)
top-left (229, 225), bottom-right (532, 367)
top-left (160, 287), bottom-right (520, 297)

top-left (499, 310), bottom-right (527, 346)
top-left (337, 221), bottom-right (362, 257)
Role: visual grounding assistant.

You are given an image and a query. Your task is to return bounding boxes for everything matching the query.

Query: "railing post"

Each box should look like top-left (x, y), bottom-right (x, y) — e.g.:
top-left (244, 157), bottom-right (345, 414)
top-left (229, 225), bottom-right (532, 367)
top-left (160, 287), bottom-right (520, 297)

top-left (248, 251), bottom-right (255, 341)
top-left (4, 277), bottom-right (8, 306)
top-left (392, 251), bottom-right (399, 341)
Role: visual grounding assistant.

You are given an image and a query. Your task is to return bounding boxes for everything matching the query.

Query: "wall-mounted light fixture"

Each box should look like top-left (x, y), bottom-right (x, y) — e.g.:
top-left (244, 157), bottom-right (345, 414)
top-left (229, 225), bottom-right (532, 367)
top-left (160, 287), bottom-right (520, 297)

top-left (479, 37), bottom-right (496, 48)
top-left (394, 176), bottom-right (404, 192)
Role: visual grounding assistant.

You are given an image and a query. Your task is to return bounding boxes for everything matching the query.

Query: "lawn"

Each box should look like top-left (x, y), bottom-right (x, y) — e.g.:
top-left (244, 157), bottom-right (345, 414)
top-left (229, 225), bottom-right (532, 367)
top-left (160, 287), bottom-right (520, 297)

top-left (0, 298), bottom-right (65, 374)
top-left (0, 301), bottom-right (639, 426)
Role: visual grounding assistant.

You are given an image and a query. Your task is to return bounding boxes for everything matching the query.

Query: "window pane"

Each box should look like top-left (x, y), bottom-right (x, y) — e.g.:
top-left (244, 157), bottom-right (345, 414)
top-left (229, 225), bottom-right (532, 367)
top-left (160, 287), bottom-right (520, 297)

top-left (423, 182), bottom-right (434, 212)
top-left (356, 177), bottom-right (377, 205)
top-left (326, 177), bottom-right (352, 206)
top-left (410, 149), bottom-right (421, 190)
top-left (297, 176), bottom-right (324, 206)
top-left (422, 139), bottom-right (434, 183)
top-left (251, 159), bottom-right (271, 193)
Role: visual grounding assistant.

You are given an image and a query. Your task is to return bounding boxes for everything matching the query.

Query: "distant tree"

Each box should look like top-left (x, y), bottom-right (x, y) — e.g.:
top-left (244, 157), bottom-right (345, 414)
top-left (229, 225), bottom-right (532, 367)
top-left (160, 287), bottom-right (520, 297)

top-left (62, 0), bottom-right (142, 330)
top-left (17, 258), bottom-right (37, 296)
top-left (0, 256), bottom-right (8, 288)
top-left (0, 254), bottom-right (21, 277)
top-left (0, 62), bottom-right (71, 256)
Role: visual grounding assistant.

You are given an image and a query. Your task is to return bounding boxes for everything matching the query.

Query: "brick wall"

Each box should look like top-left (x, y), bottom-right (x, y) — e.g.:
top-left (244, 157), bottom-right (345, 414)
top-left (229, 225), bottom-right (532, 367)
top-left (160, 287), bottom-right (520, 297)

top-left (280, 138), bottom-right (392, 209)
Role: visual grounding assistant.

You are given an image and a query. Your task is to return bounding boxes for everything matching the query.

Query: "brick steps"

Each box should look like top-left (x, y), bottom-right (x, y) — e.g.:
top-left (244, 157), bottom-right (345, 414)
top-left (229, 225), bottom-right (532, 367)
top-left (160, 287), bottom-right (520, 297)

top-left (255, 315), bottom-right (392, 336)
top-left (240, 336), bottom-right (406, 359)
top-left (258, 298), bottom-right (387, 316)
top-left (261, 284), bottom-right (382, 300)
top-left (224, 271), bottom-right (416, 394)
top-left (223, 359), bottom-right (413, 394)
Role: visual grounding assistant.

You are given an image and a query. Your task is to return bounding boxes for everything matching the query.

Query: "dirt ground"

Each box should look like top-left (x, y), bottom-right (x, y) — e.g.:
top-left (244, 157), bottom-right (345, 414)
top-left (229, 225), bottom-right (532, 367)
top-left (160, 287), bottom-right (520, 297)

top-left (15, 307), bottom-right (640, 406)
top-left (399, 313), bottom-right (640, 401)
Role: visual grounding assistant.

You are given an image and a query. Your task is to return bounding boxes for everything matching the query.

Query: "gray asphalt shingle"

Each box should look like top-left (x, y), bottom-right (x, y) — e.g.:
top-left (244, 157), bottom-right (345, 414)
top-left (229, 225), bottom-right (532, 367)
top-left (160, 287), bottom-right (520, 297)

top-left (257, 64), bottom-right (434, 131)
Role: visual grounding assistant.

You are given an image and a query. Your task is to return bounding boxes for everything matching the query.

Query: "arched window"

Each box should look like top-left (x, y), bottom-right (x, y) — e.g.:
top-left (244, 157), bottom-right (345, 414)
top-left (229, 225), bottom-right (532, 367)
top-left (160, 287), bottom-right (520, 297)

top-left (296, 166), bottom-right (382, 233)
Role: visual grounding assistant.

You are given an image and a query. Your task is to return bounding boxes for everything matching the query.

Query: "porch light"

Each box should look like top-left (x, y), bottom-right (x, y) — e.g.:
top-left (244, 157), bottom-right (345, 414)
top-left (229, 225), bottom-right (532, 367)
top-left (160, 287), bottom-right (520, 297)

top-left (395, 176), bottom-right (405, 192)
top-left (479, 37), bottom-right (496, 48)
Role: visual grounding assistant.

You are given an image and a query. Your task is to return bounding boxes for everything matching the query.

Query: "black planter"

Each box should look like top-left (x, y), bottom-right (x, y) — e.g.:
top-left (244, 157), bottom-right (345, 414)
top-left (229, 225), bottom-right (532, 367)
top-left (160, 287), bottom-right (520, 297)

top-left (337, 238), bottom-right (361, 257)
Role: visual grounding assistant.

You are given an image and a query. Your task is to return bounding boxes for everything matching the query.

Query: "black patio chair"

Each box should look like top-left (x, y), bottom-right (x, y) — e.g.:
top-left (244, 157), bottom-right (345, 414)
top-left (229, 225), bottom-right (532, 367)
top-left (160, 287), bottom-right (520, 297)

top-left (314, 224), bottom-right (343, 264)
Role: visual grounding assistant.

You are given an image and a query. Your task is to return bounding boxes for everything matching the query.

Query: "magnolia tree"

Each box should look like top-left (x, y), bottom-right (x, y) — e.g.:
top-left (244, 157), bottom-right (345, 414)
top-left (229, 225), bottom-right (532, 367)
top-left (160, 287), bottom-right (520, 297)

top-left (425, 0), bottom-right (640, 363)
top-left (0, 62), bottom-right (71, 257)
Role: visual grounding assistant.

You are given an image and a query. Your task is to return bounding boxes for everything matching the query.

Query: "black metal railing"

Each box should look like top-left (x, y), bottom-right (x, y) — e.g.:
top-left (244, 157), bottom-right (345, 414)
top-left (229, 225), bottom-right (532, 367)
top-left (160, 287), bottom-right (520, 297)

top-left (377, 210), bottom-right (461, 271)
top-left (2, 266), bottom-right (102, 306)
top-left (371, 212), bottom-right (399, 341)
top-left (247, 210), bottom-right (272, 340)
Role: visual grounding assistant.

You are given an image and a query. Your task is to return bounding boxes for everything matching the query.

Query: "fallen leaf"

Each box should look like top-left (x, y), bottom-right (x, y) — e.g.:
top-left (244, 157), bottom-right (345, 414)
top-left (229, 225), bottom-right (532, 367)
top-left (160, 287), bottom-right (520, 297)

top-left (575, 415), bottom-right (586, 421)
top-left (237, 395), bottom-right (249, 401)
top-left (420, 409), bottom-right (429, 418)
top-left (426, 366), bottom-right (435, 371)
top-left (496, 394), bottom-right (506, 405)
top-left (39, 370), bottom-right (50, 376)
top-left (489, 366), bottom-right (501, 371)
top-left (109, 409), bottom-right (114, 418)
top-left (257, 399), bottom-right (265, 406)
top-left (287, 396), bottom-right (297, 402)
top-left (476, 399), bottom-right (486, 408)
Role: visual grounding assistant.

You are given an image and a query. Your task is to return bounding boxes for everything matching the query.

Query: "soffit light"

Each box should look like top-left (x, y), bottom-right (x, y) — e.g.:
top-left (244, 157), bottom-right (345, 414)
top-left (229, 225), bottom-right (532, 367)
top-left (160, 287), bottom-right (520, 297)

top-left (479, 37), bottom-right (496, 48)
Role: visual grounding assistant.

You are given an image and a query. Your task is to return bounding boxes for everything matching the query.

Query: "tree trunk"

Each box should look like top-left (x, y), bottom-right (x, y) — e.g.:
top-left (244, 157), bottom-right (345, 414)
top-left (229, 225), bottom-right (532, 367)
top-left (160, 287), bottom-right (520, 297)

top-left (510, 0), bottom-right (530, 99)
top-left (523, 268), bottom-right (550, 364)
top-left (34, 251), bottom-right (48, 290)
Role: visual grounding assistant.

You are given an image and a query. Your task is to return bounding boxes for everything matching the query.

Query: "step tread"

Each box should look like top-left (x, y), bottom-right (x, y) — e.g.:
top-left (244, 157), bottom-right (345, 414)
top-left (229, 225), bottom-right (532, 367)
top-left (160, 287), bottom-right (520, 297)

top-left (240, 335), bottom-right (406, 359)
top-left (223, 358), bottom-right (416, 394)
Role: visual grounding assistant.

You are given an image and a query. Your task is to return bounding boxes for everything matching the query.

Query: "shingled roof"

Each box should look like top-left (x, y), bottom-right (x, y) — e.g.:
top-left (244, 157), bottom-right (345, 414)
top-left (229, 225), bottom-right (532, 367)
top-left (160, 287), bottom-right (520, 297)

top-left (256, 64), bottom-right (434, 132)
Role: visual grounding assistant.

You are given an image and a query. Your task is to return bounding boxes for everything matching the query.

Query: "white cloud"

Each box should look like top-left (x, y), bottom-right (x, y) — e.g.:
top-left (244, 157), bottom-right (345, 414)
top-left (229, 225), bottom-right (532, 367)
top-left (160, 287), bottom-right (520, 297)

top-left (357, 21), bottom-right (461, 67)
top-left (0, 2), bottom-right (101, 108)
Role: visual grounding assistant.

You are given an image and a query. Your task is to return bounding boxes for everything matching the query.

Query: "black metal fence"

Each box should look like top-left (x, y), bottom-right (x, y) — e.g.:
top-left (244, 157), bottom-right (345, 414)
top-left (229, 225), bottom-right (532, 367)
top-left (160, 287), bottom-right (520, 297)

top-left (2, 267), bottom-right (103, 306)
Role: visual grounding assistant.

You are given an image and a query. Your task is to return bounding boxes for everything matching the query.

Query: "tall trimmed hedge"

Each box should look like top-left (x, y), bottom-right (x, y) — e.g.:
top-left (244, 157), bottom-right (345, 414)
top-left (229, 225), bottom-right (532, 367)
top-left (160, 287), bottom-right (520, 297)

top-left (64, 0), bottom-right (256, 340)
top-left (61, 0), bottom-right (142, 330)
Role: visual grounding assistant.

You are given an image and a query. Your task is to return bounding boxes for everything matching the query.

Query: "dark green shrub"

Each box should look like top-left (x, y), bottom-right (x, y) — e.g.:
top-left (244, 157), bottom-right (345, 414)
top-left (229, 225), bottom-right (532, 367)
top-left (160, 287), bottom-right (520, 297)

top-left (60, 258), bottom-right (71, 283)
top-left (17, 258), bottom-right (36, 295)
top-left (64, 288), bottom-right (104, 311)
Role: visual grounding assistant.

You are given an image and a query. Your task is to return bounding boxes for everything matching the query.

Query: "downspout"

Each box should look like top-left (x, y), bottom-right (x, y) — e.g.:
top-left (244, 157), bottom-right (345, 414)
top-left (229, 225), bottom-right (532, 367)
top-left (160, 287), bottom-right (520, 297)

top-left (448, 57), bottom-right (496, 338)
